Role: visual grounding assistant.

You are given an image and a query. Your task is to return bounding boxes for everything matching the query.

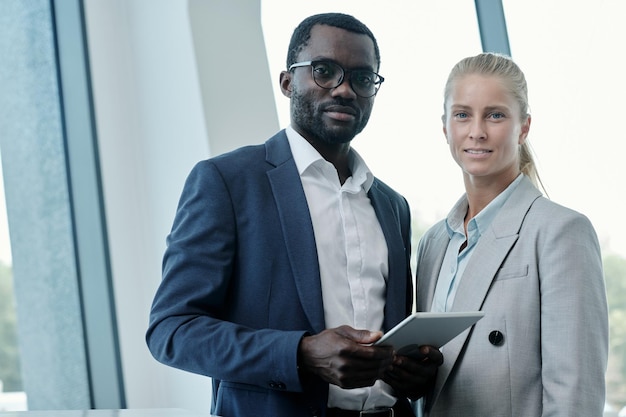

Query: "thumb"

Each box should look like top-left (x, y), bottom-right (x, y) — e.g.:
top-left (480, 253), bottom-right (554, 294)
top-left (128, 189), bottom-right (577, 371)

top-left (337, 325), bottom-right (383, 344)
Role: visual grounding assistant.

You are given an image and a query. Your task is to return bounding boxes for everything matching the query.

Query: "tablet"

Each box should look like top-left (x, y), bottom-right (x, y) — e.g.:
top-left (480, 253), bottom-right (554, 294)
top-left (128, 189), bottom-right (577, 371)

top-left (374, 311), bottom-right (484, 355)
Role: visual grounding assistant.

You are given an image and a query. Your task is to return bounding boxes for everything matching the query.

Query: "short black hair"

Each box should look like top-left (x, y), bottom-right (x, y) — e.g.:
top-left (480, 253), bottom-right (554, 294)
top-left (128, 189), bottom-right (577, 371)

top-left (286, 13), bottom-right (380, 70)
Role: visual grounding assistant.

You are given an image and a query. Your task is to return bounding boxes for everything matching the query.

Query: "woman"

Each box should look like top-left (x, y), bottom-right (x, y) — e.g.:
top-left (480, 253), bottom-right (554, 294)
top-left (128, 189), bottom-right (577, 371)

top-left (415, 52), bottom-right (608, 416)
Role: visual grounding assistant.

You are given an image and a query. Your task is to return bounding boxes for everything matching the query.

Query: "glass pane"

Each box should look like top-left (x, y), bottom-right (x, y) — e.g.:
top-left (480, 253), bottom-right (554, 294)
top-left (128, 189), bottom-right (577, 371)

top-left (261, 0), bottom-right (480, 234)
top-left (0, 1), bottom-right (92, 409)
top-left (263, 0), bottom-right (624, 412)
top-left (0, 155), bottom-right (26, 411)
top-left (503, 0), bottom-right (626, 412)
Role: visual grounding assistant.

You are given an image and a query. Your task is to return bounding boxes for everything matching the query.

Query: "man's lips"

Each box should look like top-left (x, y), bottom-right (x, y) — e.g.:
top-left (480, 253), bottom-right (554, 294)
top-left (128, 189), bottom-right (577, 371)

top-left (324, 105), bottom-right (357, 122)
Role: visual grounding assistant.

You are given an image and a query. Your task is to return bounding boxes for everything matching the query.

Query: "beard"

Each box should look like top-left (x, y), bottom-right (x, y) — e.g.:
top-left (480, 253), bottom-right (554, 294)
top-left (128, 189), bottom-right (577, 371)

top-left (290, 87), bottom-right (371, 145)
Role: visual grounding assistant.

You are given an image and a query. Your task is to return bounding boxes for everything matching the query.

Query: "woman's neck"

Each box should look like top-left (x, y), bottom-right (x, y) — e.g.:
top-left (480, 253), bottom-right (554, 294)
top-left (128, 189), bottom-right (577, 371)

top-left (463, 172), bottom-right (519, 220)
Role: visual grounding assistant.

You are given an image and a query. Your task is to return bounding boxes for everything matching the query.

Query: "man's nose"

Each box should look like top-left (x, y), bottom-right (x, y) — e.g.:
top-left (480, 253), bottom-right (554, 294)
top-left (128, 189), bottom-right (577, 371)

top-left (330, 76), bottom-right (357, 99)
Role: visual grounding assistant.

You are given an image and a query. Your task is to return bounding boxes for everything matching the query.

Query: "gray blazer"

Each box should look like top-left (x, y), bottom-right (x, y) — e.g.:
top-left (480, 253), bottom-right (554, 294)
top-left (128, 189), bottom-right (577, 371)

top-left (416, 176), bottom-right (608, 417)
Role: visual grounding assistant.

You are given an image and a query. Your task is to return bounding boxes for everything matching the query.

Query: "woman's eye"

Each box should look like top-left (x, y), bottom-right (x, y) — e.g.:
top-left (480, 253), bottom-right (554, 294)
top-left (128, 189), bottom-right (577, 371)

top-left (490, 112), bottom-right (505, 119)
top-left (455, 112), bottom-right (468, 119)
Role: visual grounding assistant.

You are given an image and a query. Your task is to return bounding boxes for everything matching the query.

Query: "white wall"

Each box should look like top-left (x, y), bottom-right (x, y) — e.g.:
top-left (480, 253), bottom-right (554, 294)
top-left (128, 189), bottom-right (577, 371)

top-left (84, 0), bottom-right (278, 411)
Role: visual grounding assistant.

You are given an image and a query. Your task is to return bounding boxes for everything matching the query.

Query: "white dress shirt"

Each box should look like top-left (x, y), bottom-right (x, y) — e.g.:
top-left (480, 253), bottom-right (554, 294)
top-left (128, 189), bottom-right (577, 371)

top-left (286, 126), bottom-right (396, 410)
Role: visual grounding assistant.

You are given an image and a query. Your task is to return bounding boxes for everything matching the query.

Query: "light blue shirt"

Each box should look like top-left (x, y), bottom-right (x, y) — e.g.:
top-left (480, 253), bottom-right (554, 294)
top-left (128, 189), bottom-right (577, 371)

top-left (431, 174), bottom-right (524, 312)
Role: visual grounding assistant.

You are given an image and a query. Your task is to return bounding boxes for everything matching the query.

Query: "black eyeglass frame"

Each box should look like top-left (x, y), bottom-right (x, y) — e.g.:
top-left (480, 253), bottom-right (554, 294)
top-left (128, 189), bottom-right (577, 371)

top-left (288, 60), bottom-right (385, 98)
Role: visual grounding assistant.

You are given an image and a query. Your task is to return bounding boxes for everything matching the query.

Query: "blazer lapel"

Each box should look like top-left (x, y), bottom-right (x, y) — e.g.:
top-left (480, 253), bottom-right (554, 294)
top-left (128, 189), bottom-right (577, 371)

top-left (416, 225), bottom-right (449, 312)
top-left (369, 183), bottom-right (408, 330)
top-left (265, 132), bottom-right (325, 334)
top-left (429, 177), bottom-right (542, 405)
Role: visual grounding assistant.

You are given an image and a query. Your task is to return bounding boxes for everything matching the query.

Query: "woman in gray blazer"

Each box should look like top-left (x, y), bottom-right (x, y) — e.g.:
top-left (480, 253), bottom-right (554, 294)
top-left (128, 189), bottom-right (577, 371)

top-left (415, 53), bottom-right (609, 416)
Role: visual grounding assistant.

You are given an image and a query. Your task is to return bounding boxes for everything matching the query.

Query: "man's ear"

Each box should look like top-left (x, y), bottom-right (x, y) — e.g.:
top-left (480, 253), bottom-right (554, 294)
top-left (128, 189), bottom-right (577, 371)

top-left (279, 71), bottom-right (292, 97)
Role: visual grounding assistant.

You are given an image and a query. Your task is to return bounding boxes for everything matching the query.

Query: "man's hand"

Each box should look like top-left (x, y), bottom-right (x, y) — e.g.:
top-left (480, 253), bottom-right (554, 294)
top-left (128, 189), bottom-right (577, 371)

top-left (298, 325), bottom-right (394, 389)
top-left (382, 345), bottom-right (443, 400)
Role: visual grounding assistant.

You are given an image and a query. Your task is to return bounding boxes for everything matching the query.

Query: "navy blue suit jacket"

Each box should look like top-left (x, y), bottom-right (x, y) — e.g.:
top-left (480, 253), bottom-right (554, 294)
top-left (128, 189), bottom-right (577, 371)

top-left (146, 130), bottom-right (413, 417)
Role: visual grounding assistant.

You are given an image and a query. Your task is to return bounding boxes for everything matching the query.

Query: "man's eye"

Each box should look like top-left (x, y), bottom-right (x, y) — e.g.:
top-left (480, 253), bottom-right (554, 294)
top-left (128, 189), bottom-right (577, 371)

top-left (353, 72), bottom-right (374, 86)
top-left (313, 63), bottom-right (335, 78)
top-left (455, 112), bottom-right (468, 119)
top-left (490, 112), bottom-right (505, 119)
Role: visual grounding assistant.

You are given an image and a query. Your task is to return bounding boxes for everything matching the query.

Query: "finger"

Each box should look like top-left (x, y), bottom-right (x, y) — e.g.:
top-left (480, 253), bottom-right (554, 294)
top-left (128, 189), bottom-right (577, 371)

top-left (336, 325), bottom-right (384, 344)
top-left (332, 327), bottom-right (394, 361)
top-left (419, 345), bottom-right (444, 365)
top-left (383, 360), bottom-right (439, 386)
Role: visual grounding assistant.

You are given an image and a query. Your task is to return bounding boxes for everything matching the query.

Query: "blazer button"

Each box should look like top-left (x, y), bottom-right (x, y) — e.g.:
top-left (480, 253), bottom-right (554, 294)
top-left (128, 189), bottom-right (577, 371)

top-left (268, 380), bottom-right (286, 390)
top-left (489, 330), bottom-right (505, 346)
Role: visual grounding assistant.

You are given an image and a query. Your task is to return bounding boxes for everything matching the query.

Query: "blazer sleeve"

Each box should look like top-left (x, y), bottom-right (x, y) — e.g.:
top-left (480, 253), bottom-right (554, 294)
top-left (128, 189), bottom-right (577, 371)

top-left (145, 160), bottom-right (306, 392)
top-left (536, 203), bottom-right (608, 415)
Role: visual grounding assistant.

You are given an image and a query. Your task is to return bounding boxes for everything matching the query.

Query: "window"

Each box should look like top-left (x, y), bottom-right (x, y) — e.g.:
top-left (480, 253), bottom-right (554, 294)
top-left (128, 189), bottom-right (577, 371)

top-left (503, 0), bottom-right (626, 410)
top-left (0, 0), bottom-right (123, 409)
top-left (0, 157), bottom-right (25, 411)
top-left (262, 0), bottom-right (625, 411)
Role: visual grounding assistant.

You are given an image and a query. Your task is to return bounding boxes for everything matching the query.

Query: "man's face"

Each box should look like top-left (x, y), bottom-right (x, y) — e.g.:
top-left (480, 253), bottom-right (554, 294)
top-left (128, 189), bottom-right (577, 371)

top-left (282, 25), bottom-right (378, 146)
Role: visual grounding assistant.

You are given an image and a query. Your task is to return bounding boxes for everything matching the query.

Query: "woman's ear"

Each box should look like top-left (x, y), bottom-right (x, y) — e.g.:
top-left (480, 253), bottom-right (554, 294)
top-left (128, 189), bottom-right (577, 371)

top-left (519, 114), bottom-right (531, 144)
top-left (279, 71), bottom-right (293, 98)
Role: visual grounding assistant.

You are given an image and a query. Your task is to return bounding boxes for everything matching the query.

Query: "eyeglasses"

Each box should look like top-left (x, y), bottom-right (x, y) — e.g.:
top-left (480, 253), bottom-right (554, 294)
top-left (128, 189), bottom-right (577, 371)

top-left (288, 60), bottom-right (384, 98)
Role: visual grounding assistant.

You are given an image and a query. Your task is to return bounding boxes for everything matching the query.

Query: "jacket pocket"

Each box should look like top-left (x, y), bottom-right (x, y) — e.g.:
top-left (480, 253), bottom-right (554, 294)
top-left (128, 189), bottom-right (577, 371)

top-left (495, 264), bottom-right (528, 281)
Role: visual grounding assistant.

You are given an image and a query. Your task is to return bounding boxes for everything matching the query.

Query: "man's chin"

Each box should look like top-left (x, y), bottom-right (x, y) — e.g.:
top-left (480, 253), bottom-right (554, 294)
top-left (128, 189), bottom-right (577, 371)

top-left (323, 135), bottom-right (353, 145)
top-left (320, 126), bottom-right (360, 144)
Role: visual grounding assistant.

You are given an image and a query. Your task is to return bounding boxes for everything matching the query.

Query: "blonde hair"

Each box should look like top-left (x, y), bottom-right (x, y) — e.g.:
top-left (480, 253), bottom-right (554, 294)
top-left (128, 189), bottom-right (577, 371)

top-left (443, 52), bottom-right (546, 193)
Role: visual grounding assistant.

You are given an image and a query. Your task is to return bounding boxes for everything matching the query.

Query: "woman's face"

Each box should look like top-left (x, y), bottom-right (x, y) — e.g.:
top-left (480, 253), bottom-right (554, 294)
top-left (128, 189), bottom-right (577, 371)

top-left (443, 74), bottom-right (530, 185)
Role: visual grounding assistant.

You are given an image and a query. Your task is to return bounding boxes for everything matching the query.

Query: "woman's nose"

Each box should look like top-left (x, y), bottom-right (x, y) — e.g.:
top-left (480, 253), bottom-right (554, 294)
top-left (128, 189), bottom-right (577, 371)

top-left (469, 120), bottom-right (486, 140)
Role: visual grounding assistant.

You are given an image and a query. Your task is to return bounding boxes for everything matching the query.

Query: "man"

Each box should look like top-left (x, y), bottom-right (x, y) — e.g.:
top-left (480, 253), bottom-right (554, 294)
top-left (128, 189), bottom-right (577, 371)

top-left (146, 13), bottom-right (442, 417)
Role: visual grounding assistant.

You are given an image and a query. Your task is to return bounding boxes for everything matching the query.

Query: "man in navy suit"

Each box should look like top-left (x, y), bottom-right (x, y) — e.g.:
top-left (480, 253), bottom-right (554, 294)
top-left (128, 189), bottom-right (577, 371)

top-left (146, 12), bottom-right (442, 417)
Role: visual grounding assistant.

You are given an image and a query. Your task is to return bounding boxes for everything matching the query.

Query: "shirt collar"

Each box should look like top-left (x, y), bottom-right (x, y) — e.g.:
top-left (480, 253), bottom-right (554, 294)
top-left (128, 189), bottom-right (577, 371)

top-left (446, 173), bottom-right (525, 238)
top-left (285, 125), bottom-right (374, 191)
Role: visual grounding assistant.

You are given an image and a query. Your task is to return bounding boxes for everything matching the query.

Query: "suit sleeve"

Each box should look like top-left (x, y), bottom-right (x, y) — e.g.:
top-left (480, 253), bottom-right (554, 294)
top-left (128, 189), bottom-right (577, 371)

top-left (145, 161), bottom-right (306, 392)
top-left (538, 208), bottom-right (608, 415)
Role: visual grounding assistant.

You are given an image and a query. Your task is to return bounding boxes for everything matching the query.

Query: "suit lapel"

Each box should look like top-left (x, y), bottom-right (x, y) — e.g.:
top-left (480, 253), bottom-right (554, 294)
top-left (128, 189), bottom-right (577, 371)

top-left (265, 132), bottom-right (325, 333)
top-left (416, 225), bottom-right (449, 312)
top-left (369, 183), bottom-right (408, 330)
top-left (429, 177), bottom-right (542, 405)
top-left (429, 229), bottom-right (519, 401)
top-left (263, 133), bottom-right (418, 335)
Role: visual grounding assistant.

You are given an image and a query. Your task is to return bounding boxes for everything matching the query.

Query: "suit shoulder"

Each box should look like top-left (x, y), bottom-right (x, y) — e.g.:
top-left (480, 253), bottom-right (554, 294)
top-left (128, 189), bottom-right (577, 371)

top-left (421, 219), bottom-right (447, 241)
top-left (211, 143), bottom-right (267, 167)
top-left (525, 196), bottom-right (599, 243)
top-left (530, 196), bottom-right (593, 225)
top-left (371, 177), bottom-right (407, 205)
top-left (188, 143), bottom-right (268, 181)
top-left (193, 131), bottom-right (289, 176)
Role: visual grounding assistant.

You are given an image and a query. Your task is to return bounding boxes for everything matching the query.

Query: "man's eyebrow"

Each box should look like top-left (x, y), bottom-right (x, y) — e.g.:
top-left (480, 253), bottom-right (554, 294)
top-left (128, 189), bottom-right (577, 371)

top-left (310, 57), bottom-right (376, 72)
